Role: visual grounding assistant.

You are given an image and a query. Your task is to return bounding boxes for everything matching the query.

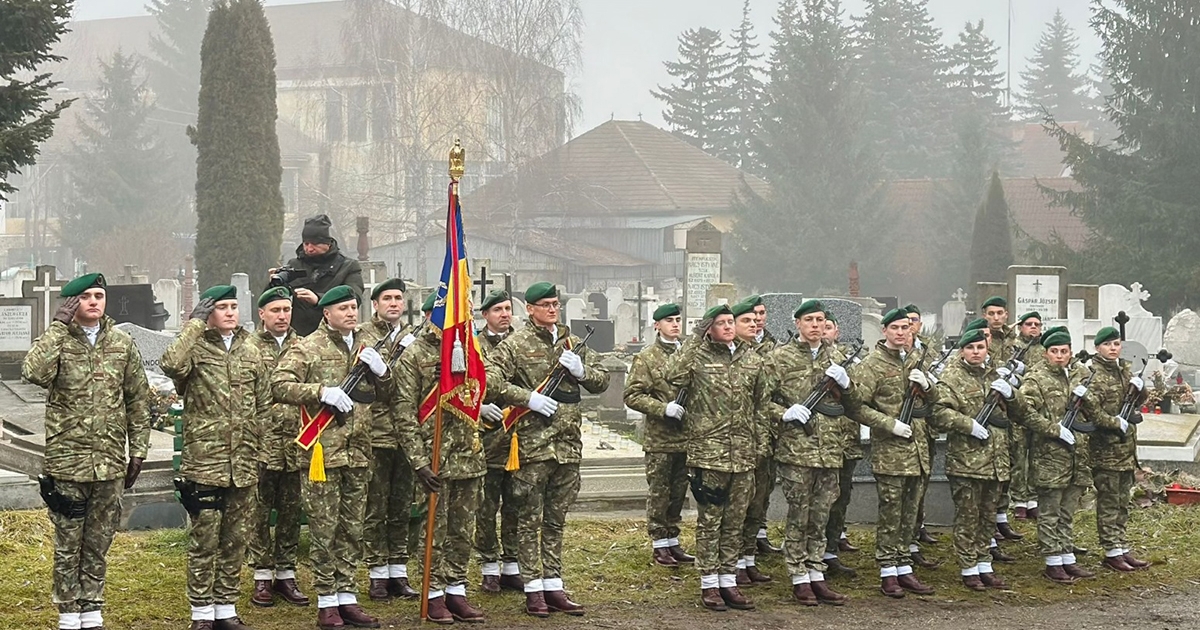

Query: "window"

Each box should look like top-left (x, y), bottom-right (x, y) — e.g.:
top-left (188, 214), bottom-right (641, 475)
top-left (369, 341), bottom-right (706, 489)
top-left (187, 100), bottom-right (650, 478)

top-left (325, 89), bottom-right (344, 142)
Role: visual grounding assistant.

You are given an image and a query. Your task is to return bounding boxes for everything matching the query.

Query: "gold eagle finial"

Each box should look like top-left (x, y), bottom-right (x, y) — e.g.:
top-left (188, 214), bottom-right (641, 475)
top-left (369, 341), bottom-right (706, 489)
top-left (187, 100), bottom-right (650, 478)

top-left (449, 139), bottom-right (465, 181)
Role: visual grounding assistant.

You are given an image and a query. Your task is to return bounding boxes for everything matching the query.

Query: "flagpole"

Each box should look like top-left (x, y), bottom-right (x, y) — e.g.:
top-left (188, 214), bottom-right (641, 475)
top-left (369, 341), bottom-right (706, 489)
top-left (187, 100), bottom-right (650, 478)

top-left (420, 404), bottom-right (444, 621)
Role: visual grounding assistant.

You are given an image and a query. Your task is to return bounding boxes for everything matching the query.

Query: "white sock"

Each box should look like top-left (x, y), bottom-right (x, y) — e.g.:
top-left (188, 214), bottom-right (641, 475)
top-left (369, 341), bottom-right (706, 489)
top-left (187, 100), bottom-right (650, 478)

top-left (1120, 547), bottom-right (1130, 555)
top-left (337, 592), bottom-right (357, 606)
top-left (482, 562), bottom-right (501, 577)
top-left (1105, 548), bottom-right (1124, 558)
top-left (896, 565), bottom-right (913, 576)
top-left (389, 564), bottom-right (408, 579)
top-left (808, 570), bottom-right (824, 582)
top-left (524, 578), bottom-right (544, 593)
top-left (652, 538), bottom-right (671, 549)
top-left (1045, 555), bottom-right (1063, 567)
top-left (840, 531), bottom-right (848, 541)
top-left (700, 574), bottom-right (719, 589)
top-left (1028, 500), bottom-right (1038, 509)
top-left (977, 562), bottom-right (993, 574)
top-left (736, 558), bottom-right (747, 569)
top-left (744, 555), bottom-right (756, 567)
top-left (543, 577), bottom-right (564, 591)
top-left (317, 595), bottom-right (339, 609)
top-left (190, 605), bottom-right (215, 621)
top-left (368, 566), bottom-right (389, 580)
top-left (275, 569), bottom-right (296, 580)
top-left (445, 583), bottom-right (467, 596)
top-left (1014, 501), bottom-right (1027, 509)
top-left (880, 566), bottom-right (898, 578)
top-left (79, 611), bottom-right (102, 629)
top-left (1062, 552), bottom-right (1077, 565)
top-left (822, 552), bottom-right (837, 561)
top-left (996, 513), bottom-right (1009, 524)
top-left (502, 562), bottom-right (521, 576)
top-left (427, 589), bottom-right (444, 600)
top-left (668, 537), bottom-right (681, 547)
top-left (214, 604), bottom-right (236, 620)
top-left (989, 538), bottom-right (998, 549)
top-left (909, 544), bottom-right (921, 553)
top-left (791, 573), bottom-right (811, 585)
top-left (254, 568), bottom-right (274, 581)
top-left (757, 528), bottom-right (768, 539)
top-left (961, 566), bottom-right (979, 577)
top-left (59, 612), bottom-right (81, 630)
top-left (718, 574), bottom-right (737, 588)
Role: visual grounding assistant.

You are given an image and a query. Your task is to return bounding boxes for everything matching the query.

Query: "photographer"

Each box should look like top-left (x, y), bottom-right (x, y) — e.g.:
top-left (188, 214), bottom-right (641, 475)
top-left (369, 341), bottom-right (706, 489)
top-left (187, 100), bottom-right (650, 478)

top-left (272, 214), bottom-right (364, 336)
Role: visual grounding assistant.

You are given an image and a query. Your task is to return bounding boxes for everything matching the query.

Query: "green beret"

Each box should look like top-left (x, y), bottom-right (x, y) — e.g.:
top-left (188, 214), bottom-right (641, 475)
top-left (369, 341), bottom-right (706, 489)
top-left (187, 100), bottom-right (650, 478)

top-left (957, 328), bottom-right (987, 348)
top-left (730, 299), bottom-right (756, 318)
top-left (422, 291), bottom-right (438, 312)
top-left (823, 310), bottom-right (838, 325)
top-left (881, 308), bottom-right (908, 326)
top-left (1042, 325), bottom-right (1067, 339)
top-left (525, 281), bottom-right (557, 304)
top-left (60, 272), bottom-right (106, 298)
top-left (964, 318), bottom-right (988, 333)
top-left (743, 294), bottom-right (763, 307)
top-left (200, 285), bottom-right (236, 302)
top-left (904, 304), bottom-right (920, 315)
top-left (793, 299), bottom-right (824, 319)
top-left (480, 290), bottom-right (510, 312)
top-left (370, 278), bottom-right (406, 301)
top-left (1042, 331), bottom-right (1072, 348)
top-left (703, 304), bottom-right (732, 320)
top-left (1094, 326), bottom-right (1120, 346)
top-left (1017, 311), bottom-right (1041, 324)
top-left (257, 286), bottom-right (291, 308)
top-left (652, 303), bottom-right (680, 321)
top-left (317, 285), bottom-right (358, 308)
top-left (982, 296), bottom-right (1007, 309)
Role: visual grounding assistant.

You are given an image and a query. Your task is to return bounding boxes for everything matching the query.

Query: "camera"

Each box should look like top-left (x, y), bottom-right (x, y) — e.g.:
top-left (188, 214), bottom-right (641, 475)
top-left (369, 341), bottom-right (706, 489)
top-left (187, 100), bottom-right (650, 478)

top-left (269, 266), bottom-right (307, 288)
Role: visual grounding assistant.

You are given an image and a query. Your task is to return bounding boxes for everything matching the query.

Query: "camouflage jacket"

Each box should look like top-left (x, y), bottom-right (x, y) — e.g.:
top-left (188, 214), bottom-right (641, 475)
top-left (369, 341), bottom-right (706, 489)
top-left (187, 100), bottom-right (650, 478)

top-left (271, 323), bottom-right (395, 470)
top-left (161, 320), bottom-right (270, 488)
top-left (478, 326), bottom-right (514, 468)
top-left (483, 321), bottom-right (609, 465)
top-left (847, 341), bottom-right (939, 476)
top-left (245, 328), bottom-right (301, 472)
top-left (624, 335), bottom-right (686, 453)
top-left (23, 317), bottom-right (151, 483)
top-left (989, 324), bottom-right (1018, 366)
top-left (1016, 361), bottom-right (1093, 488)
top-left (764, 339), bottom-right (853, 468)
top-left (833, 341), bottom-right (866, 460)
top-left (1082, 355), bottom-right (1143, 472)
top-left (931, 358), bottom-right (1010, 481)
top-left (1020, 335), bottom-right (1048, 373)
top-left (394, 326), bottom-right (485, 480)
top-left (359, 316), bottom-right (412, 450)
top-left (664, 337), bottom-right (768, 473)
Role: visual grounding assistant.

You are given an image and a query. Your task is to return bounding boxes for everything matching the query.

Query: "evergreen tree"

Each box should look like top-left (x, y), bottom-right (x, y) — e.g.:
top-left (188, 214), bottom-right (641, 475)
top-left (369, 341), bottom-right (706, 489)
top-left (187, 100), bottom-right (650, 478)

top-left (0, 0), bottom-right (73, 201)
top-left (1016, 9), bottom-right (1093, 123)
top-left (969, 171), bottom-right (1014, 296)
top-left (721, 0), bottom-right (765, 173)
top-left (190, 0), bottom-right (283, 290)
top-left (651, 27), bottom-right (734, 155)
top-left (1042, 0), bottom-right (1200, 312)
top-left (145, 0), bottom-right (210, 115)
top-left (733, 0), bottom-right (882, 293)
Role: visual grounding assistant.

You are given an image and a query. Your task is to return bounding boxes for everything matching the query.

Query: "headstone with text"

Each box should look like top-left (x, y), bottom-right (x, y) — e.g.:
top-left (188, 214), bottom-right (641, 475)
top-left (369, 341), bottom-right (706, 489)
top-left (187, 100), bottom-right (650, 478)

top-left (116, 323), bottom-right (177, 375)
top-left (683, 220), bottom-right (723, 332)
top-left (1009, 265), bottom-right (1067, 319)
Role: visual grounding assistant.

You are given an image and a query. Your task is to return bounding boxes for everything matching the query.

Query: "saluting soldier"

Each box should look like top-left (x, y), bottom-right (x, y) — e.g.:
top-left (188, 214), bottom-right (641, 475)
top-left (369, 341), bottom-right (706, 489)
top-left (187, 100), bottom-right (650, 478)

top-left (764, 300), bottom-right (852, 606)
top-left (483, 282), bottom-right (609, 617)
top-left (730, 298), bottom-right (775, 585)
top-left (271, 286), bottom-right (390, 630)
top-left (24, 273), bottom-right (151, 630)
top-left (246, 287), bottom-right (309, 608)
top-left (474, 290), bottom-right (525, 593)
top-left (361, 278), bottom-right (421, 601)
top-left (664, 304), bottom-right (768, 612)
top-left (1009, 311), bottom-right (1044, 522)
top-left (161, 286), bottom-right (271, 630)
top-left (624, 303), bottom-right (695, 568)
top-left (821, 311), bottom-right (863, 577)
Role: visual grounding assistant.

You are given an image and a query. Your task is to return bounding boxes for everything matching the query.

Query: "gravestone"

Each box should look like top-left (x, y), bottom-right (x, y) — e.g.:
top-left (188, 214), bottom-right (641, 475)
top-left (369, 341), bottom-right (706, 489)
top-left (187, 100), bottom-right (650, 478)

top-left (231, 273), bottom-right (253, 330)
top-left (565, 297), bottom-right (588, 324)
top-left (975, 281), bottom-right (1008, 313)
top-left (1009, 265), bottom-right (1068, 319)
top-left (153, 278), bottom-right (181, 330)
top-left (683, 220), bottom-right (723, 329)
top-left (873, 296), bottom-right (898, 313)
top-left (1098, 282), bottom-right (1162, 352)
top-left (614, 303), bottom-right (638, 347)
top-left (116, 323), bottom-right (176, 375)
top-left (1067, 284), bottom-right (1099, 319)
top-left (941, 288), bottom-right (968, 337)
top-left (0, 295), bottom-right (37, 379)
top-left (603, 287), bottom-right (624, 317)
top-left (571, 319), bottom-right (614, 353)
top-left (22, 265), bottom-right (65, 337)
top-left (760, 293), bottom-right (804, 343)
top-left (106, 285), bottom-right (157, 329)
top-left (861, 312), bottom-right (883, 348)
top-left (706, 283), bottom-right (738, 310)
top-left (587, 292), bottom-right (608, 319)
top-left (1164, 310), bottom-right (1200, 369)
top-left (0, 267), bottom-right (34, 298)
top-left (822, 298), bottom-right (865, 345)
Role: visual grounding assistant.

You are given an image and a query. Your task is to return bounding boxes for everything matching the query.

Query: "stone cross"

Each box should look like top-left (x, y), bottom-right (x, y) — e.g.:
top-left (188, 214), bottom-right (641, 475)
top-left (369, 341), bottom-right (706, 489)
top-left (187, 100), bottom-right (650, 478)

top-left (624, 282), bottom-right (657, 343)
top-left (1115, 310), bottom-right (1130, 340)
top-left (952, 287), bottom-right (968, 302)
top-left (472, 258), bottom-right (494, 305)
top-left (24, 266), bottom-right (65, 332)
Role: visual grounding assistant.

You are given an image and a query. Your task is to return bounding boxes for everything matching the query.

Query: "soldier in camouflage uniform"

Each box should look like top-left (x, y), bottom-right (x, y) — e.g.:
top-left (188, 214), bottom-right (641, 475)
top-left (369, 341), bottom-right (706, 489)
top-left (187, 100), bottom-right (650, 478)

top-left (246, 287), bottom-right (309, 608)
top-left (980, 296), bottom-right (1025, 541)
top-left (764, 300), bottom-right (853, 606)
top-left (474, 290), bottom-right (524, 593)
top-left (1081, 326), bottom-right (1151, 572)
top-left (729, 298), bottom-right (775, 585)
top-left (271, 286), bottom-right (393, 630)
top-left (624, 303), bottom-right (695, 568)
top-left (483, 282), bottom-right (610, 617)
top-left (821, 311), bottom-right (863, 578)
top-left (905, 304), bottom-right (944, 559)
top-left (664, 304), bottom-right (768, 612)
top-left (1015, 329), bottom-right (1097, 583)
top-left (161, 285), bottom-right (272, 630)
top-left (1004, 311), bottom-right (1043, 524)
top-left (748, 296), bottom-right (782, 556)
top-left (394, 317), bottom-right (487, 623)
top-left (846, 309), bottom-right (938, 598)
top-left (360, 278), bottom-right (421, 601)
top-left (23, 273), bottom-right (151, 630)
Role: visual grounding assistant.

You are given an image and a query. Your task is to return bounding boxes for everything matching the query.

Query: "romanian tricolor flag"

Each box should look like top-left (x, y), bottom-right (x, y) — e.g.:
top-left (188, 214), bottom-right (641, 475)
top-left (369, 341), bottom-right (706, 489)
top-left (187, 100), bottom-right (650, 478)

top-left (429, 182), bottom-right (486, 425)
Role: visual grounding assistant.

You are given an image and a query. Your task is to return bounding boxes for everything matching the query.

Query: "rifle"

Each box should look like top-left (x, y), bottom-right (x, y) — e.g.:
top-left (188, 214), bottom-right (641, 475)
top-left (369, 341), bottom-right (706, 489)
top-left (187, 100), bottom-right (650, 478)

top-left (972, 338), bottom-right (1039, 438)
top-left (788, 339), bottom-right (864, 437)
top-left (1118, 358), bottom-right (1150, 427)
top-left (500, 325), bottom-right (596, 430)
top-left (928, 341), bottom-right (955, 376)
top-left (1058, 372), bottom-right (1097, 447)
top-left (897, 343), bottom-right (931, 431)
top-left (340, 336), bottom-right (390, 411)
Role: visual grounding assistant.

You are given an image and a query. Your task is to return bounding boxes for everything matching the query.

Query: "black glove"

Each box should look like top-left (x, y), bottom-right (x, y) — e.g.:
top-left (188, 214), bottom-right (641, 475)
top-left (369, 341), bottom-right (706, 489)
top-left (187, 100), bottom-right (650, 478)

top-left (53, 296), bottom-right (80, 325)
top-left (189, 297), bottom-right (216, 321)
top-left (416, 465), bottom-right (442, 494)
top-left (124, 457), bottom-right (144, 489)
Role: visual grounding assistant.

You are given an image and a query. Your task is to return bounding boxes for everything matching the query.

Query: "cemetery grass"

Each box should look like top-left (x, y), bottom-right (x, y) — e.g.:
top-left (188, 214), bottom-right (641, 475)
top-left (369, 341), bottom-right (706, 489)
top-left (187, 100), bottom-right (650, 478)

top-left (3, 507), bottom-right (1200, 630)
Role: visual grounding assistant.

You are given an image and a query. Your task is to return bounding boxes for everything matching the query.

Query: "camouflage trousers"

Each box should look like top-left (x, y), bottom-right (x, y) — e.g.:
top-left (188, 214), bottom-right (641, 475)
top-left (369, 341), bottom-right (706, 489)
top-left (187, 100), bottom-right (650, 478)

top-left (50, 479), bottom-right (123, 614)
top-left (247, 468), bottom-right (302, 572)
top-left (995, 427), bottom-right (1016, 515)
top-left (509, 460), bottom-right (581, 582)
top-left (363, 447), bottom-right (415, 568)
top-left (741, 456), bottom-right (775, 556)
top-left (186, 484), bottom-right (256, 607)
top-left (1010, 425), bottom-right (1034, 505)
top-left (693, 468), bottom-right (754, 575)
top-left (475, 467), bottom-right (519, 565)
top-left (1037, 484), bottom-right (1086, 557)
top-left (645, 452), bottom-right (688, 542)
top-left (874, 473), bottom-right (921, 568)
top-left (948, 476), bottom-right (1002, 570)
top-left (914, 435), bottom-right (936, 544)
top-left (779, 464), bottom-right (839, 576)
top-left (1094, 468), bottom-right (1134, 552)
top-left (302, 466), bottom-right (370, 596)
top-left (825, 458), bottom-right (858, 554)
top-left (416, 476), bottom-right (482, 592)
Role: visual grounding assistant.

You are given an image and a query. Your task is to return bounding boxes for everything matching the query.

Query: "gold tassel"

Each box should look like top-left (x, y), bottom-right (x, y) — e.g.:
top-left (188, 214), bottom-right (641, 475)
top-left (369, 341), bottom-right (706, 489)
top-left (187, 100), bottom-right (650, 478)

top-left (505, 432), bottom-right (520, 472)
top-left (309, 441), bottom-right (327, 482)
top-left (451, 332), bottom-right (466, 374)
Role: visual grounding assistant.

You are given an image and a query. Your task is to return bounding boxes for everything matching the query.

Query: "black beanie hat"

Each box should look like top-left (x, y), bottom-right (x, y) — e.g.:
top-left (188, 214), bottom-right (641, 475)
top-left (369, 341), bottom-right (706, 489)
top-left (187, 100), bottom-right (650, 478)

top-left (302, 214), bottom-right (333, 244)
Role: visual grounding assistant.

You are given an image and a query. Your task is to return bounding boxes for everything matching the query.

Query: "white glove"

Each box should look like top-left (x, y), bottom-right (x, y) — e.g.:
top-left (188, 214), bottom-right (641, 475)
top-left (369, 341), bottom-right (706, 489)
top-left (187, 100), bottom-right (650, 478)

top-left (399, 333), bottom-right (417, 348)
top-left (358, 346), bottom-right (387, 377)
top-left (1072, 385), bottom-right (1088, 398)
top-left (480, 403), bottom-right (503, 424)
top-left (1130, 376), bottom-right (1145, 391)
top-left (528, 391), bottom-right (559, 417)
top-left (908, 369), bottom-right (930, 391)
top-left (559, 350), bottom-right (585, 380)
top-left (320, 386), bottom-right (354, 413)
top-left (1012, 360), bottom-right (1026, 376)
top-left (825, 364), bottom-right (850, 389)
top-left (1117, 416), bottom-right (1130, 434)
top-left (1058, 425), bottom-right (1077, 445)
top-left (665, 402), bottom-right (685, 420)
top-left (997, 367), bottom-right (1020, 386)
top-left (890, 420), bottom-right (913, 439)
top-left (926, 371), bottom-right (939, 386)
top-left (970, 421), bottom-right (990, 440)
top-left (991, 378), bottom-right (1014, 400)
top-left (783, 403), bottom-right (812, 424)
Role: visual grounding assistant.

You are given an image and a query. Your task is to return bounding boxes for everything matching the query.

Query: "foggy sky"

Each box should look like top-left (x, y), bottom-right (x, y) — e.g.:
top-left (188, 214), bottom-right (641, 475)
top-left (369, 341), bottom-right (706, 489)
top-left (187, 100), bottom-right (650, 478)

top-left (72, 0), bottom-right (1101, 136)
